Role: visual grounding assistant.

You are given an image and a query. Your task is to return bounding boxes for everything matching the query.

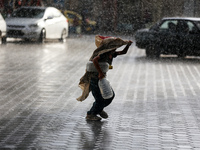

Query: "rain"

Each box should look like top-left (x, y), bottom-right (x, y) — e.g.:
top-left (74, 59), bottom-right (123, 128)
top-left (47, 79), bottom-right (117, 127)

top-left (1, 0), bottom-right (200, 150)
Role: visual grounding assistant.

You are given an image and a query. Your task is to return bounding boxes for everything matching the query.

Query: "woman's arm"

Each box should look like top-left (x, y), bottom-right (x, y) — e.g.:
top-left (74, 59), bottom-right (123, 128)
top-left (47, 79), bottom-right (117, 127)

top-left (93, 55), bottom-right (105, 79)
top-left (115, 41), bottom-right (133, 56)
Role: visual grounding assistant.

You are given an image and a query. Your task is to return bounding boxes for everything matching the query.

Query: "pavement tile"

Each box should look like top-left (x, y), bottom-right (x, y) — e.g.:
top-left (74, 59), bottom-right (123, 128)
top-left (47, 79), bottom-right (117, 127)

top-left (1, 36), bottom-right (200, 149)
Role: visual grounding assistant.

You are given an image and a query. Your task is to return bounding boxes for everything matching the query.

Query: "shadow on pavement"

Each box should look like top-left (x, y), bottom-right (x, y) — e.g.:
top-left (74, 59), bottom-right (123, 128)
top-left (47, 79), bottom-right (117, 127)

top-left (80, 121), bottom-right (111, 150)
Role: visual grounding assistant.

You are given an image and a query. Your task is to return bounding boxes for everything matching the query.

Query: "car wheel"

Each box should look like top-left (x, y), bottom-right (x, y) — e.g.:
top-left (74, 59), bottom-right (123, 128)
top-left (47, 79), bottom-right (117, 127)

top-left (38, 29), bottom-right (46, 43)
top-left (146, 46), bottom-right (153, 57)
top-left (0, 31), bottom-right (6, 44)
top-left (0, 31), bottom-right (2, 44)
top-left (59, 29), bottom-right (67, 43)
top-left (24, 38), bottom-right (31, 42)
top-left (146, 45), bottom-right (160, 58)
top-left (2, 36), bottom-right (7, 44)
top-left (177, 52), bottom-right (186, 58)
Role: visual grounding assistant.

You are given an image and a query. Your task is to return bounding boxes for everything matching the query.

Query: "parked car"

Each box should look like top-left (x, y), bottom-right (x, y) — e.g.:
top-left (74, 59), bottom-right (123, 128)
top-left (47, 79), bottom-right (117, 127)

top-left (63, 10), bottom-right (82, 27)
top-left (63, 10), bottom-right (82, 33)
top-left (135, 17), bottom-right (200, 58)
top-left (63, 10), bottom-right (96, 33)
top-left (5, 6), bottom-right (69, 43)
top-left (0, 13), bottom-right (7, 44)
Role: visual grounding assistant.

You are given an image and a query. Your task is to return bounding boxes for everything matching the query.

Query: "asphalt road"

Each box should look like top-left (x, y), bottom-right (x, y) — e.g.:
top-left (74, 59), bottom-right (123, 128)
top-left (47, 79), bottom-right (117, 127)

top-left (0, 35), bottom-right (200, 150)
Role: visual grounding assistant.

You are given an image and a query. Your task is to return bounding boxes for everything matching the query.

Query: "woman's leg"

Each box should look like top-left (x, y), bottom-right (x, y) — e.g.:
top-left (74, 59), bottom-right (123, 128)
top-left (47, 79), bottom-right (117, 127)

top-left (87, 78), bottom-right (115, 115)
top-left (87, 78), bottom-right (104, 115)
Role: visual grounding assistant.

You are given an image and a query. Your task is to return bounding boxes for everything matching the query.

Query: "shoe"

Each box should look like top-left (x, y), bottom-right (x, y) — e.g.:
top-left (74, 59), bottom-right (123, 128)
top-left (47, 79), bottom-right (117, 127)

top-left (99, 110), bottom-right (108, 119)
top-left (86, 114), bottom-right (102, 121)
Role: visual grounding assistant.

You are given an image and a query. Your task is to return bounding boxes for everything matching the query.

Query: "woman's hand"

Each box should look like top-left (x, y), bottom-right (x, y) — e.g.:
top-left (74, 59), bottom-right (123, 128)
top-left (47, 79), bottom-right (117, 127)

top-left (98, 72), bottom-right (105, 80)
top-left (127, 40), bottom-right (133, 46)
top-left (115, 40), bottom-right (133, 56)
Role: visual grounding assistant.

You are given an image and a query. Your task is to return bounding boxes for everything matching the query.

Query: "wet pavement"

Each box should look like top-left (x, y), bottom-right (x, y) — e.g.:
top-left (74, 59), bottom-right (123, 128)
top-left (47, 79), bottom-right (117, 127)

top-left (0, 35), bottom-right (200, 150)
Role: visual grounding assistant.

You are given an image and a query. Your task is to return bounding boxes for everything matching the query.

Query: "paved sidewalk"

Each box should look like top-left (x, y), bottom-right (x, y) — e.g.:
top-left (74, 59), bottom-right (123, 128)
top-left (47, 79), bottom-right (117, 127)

top-left (0, 35), bottom-right (200, 150)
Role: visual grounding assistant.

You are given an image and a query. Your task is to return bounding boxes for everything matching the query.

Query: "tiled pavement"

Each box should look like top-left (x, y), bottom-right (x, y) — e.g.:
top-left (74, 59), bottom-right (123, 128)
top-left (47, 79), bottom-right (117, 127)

top-left (0, 36), bottom-right (200, 150)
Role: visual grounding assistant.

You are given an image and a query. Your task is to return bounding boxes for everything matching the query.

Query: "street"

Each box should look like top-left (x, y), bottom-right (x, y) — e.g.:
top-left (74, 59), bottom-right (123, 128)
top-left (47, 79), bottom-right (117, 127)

top-left (0, 35), bottom-right (200, 150)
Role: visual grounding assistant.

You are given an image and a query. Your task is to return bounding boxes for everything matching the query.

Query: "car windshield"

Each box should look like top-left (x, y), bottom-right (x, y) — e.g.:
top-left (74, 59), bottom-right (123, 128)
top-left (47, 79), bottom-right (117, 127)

top-left (195, 21), bottom-right (200, 29)
top-left (12, 8), bottom-right (45, 18)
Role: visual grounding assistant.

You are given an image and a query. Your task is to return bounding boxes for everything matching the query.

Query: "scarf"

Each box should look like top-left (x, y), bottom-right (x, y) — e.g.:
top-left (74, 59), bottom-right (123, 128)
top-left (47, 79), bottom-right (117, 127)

top-left (77, 35), bottom-right (129, 101)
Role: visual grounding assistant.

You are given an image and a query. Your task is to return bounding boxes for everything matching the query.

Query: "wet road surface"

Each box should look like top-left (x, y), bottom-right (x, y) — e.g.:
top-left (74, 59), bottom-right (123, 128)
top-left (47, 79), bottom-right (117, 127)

top-left (0, 36), bottom-right (200, 149)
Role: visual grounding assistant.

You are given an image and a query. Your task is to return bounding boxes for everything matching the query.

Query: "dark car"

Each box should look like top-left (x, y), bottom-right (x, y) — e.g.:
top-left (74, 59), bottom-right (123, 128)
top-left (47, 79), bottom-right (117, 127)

top-left (135, 17), bottom-right (200, 58)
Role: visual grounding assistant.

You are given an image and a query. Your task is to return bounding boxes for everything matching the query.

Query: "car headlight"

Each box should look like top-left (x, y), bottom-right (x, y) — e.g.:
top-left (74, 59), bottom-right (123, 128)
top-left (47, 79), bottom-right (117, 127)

top-left (29, 24), bottom-right (38, 29)
top-left (29, 22), bottom-right (42, 29)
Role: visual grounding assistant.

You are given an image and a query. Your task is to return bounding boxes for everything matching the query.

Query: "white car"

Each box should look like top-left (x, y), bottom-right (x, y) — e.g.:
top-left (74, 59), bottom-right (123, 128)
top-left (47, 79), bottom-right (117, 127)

top-left (0, 13), bottom-right (7, 44)
top-left (5, 7), bottom-right (69, 43)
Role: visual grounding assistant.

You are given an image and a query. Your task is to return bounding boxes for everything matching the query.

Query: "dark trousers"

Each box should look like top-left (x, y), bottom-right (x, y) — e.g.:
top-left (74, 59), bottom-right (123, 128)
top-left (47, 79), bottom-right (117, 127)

top-left (87, 78), bottom-right (115, 115)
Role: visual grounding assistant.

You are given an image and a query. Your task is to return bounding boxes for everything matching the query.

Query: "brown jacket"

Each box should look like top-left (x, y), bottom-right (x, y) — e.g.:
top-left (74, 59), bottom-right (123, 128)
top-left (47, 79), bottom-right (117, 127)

top-left (77, 36), bottom-right (128, 101)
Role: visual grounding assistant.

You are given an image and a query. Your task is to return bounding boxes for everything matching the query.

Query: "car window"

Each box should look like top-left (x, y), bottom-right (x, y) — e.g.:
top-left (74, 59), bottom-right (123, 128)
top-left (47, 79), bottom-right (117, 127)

top-left (186, 21), bottom-right (196, 31)
top-left (159, 20), bottom-right (177, 30)
top-left (196, 22), bottom-right (200, 29)
top-left (12, 8), bottom-right (45, 18)
top-left (176, 21), bottom-right (189, 33)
